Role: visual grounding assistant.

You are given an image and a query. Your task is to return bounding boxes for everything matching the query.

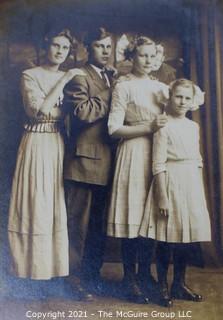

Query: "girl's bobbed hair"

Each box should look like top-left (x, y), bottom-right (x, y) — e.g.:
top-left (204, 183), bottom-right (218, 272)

top-left (169, 78), bottom-right (196, 95)
top-left (124, 36), bottom-right (156, 60)
top-left (156, 79), bottom-right (205, 111)
top-left (169, 79), bottom-right (205, 110)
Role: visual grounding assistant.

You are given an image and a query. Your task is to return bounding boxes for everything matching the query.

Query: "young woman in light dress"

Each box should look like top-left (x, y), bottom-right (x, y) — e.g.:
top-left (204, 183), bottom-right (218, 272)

top-left (7, 29), bottom-right (84, 295)
top-left (107, 36), bottom-right (168, 303)
top-left (140, 79), bottom-right (211, 306)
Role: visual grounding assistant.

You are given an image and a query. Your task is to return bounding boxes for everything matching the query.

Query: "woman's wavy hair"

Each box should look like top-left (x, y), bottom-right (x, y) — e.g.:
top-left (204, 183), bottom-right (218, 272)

top-left (42, 28), bottom-right (76, 54)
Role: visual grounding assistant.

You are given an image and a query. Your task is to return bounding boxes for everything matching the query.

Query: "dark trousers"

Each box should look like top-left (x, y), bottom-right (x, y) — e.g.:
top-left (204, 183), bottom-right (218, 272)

top-left (65, 180), bottom-right (108, 280)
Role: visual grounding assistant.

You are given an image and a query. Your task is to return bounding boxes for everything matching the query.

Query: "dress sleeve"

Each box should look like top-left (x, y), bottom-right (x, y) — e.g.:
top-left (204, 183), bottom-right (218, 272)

top-left (108, 81), bottom-right (128, 135)
top-left (152, 127), bottom-right (168, 175)
top-left (195, 123), bottom-right (203, 168)
top-left (21, 71), bottom-right (45, 119)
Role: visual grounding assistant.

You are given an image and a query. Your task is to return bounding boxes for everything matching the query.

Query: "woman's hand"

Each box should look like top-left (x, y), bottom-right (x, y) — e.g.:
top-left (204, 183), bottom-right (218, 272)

top-left (152, 113), bottom-right (168, 132)
top-left (158, 195), bottom-right (169, 217)
top-left (65, 68), bottom-right (86, 83)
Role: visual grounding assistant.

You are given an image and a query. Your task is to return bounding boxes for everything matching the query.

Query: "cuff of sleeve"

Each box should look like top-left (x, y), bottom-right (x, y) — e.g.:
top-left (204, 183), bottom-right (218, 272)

top-left (108, 124), bottom-right (121, 135)
top-left (198, 159), bottom-right (203, 168)
top-left (152, 164), bottom-right (166, 176)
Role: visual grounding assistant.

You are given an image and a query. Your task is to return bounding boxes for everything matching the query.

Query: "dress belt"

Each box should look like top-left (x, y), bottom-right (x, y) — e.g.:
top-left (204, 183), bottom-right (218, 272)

top-left (125, 120), bottom-right (154, 126)
top-left (167, 159), bottom-right (199, 164)
top-left (24, 119), bottom-right (63, 133)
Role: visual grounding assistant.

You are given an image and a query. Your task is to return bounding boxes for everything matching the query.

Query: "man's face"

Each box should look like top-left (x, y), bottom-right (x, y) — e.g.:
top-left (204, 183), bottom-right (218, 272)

top-left (89, 36), bottom-right (112, 68)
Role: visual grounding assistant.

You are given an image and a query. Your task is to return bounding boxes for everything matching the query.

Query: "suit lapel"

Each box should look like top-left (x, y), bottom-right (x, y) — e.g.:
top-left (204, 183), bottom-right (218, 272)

top-left (84, 64), bottom-right (110, 91)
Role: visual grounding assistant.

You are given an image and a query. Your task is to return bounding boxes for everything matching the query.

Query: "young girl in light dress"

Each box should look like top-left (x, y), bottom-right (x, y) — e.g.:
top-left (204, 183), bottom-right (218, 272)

top-left (140, 79), bottom-right (211, 307)
top-left (107, 36), bottom-right (168, 304)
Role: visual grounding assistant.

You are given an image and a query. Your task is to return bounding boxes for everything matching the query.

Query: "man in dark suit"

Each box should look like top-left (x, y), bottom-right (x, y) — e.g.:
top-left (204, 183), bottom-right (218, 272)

top-left (63, 27), bottom-right (114, 300)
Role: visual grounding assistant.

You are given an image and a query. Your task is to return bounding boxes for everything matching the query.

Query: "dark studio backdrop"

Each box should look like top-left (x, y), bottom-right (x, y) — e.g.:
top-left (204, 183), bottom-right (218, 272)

top-left (0, 0), bottom-right (223, 287)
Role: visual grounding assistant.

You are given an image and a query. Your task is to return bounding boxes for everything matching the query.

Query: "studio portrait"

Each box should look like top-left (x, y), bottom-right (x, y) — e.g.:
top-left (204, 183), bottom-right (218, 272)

top-left (0, 0), bottom-right (222, 319)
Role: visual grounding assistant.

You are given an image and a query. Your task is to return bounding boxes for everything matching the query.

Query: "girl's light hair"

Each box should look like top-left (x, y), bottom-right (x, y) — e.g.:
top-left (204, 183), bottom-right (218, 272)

top-left (124, 36), bottom-right (155, 60)
top-left (170, 79), bottom-right (196, 96)
top-left (156, 78), bottom-right (205, 111)
top-left (169, 78), bottom-right (205, 110)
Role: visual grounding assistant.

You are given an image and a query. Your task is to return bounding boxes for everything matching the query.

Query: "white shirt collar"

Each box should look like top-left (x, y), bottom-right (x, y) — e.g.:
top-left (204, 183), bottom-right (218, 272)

top-left (90, 64), bottom-right (110, 86)
top-left (90, 64), bottom-right (104, 75)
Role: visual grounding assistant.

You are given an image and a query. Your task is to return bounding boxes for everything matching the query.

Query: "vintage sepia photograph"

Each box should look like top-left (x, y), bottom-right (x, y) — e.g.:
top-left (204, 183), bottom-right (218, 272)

top-left (0, 0), bottom-right (223, 319)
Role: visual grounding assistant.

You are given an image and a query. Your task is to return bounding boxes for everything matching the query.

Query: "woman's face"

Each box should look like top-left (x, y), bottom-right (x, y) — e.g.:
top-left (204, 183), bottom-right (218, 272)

top-left (133, 44), bottom-right (156, 76)
top-left (47, 36), bottom-right (71, 66)
top-left (169, 85), bottom-right (194, 118)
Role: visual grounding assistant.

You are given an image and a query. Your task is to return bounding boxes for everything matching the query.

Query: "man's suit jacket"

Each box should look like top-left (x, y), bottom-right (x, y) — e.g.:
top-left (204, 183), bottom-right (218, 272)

top-left (63, 64), bottom-right (113, 186)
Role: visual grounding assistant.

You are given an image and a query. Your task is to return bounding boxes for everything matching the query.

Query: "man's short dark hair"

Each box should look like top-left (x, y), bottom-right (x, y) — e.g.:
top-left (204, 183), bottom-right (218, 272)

top-left (83, 27), bottom-right (111, 48)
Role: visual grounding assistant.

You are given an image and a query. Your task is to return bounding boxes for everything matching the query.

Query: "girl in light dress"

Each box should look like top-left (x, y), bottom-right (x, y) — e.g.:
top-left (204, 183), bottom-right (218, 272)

top-left (140, 79), bottom-right (211, 306)
top-left (107, 36), bottom-right (168, 303)
top-left (7, 29), bottom-right (84, 297)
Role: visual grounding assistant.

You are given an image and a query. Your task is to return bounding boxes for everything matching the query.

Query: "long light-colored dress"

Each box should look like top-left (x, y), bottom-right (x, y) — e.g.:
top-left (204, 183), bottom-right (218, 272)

top-left (107, 74), bottom-right (168, 238)
top-left (8, 66), bottom-right (69, 280)
top-left (140, 115), bottom-right (211, 243)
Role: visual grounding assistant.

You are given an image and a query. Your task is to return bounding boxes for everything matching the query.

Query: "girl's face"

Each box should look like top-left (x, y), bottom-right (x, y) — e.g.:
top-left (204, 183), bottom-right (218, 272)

top-left (133, 44), bottom-right (156, 76)
top-left (169, 85), bottom-right (194, 118)
top-left (47, 36), bottom-right (71, 66)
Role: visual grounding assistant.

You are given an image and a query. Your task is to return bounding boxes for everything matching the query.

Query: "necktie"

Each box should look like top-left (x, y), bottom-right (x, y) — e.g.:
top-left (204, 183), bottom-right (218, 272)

top-left (100, 70), bottom-right (110, 87)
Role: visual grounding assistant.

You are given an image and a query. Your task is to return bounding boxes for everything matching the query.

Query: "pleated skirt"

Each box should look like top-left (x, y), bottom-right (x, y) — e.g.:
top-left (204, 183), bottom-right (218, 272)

top-left (8, 131), bottom-right (69, 279)
top-left (107, 136), bottom-right (152, 238)
top-left (140, 161), bottom-right (211, 243)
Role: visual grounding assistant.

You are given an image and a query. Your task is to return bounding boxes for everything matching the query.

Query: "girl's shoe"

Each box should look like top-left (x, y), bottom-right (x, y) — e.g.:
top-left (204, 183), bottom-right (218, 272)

top-left (157, 282), bottom-right (173, 307)
top-left (138, 274), bottom-right (158, 294)
top-left (171, 283), bottom-right (202, 302)
top-left (122, 276), bottom-right (149, 304)
top-left (75, 283), bottom-right (94, 302)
